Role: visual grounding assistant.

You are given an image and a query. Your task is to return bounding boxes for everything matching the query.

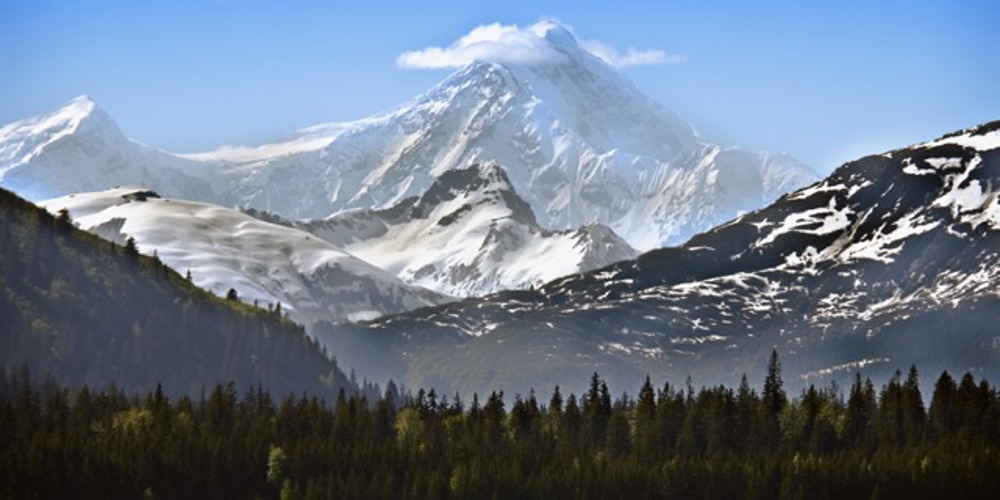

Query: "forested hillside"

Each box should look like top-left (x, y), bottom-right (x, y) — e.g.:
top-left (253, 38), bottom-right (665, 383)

top-left (0, 187), bottom-right (353, 398)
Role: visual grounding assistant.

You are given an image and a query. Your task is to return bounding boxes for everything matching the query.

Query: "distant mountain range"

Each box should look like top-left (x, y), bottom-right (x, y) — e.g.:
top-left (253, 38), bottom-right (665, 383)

top-left (12, 20), bottom-right (990, 404)
top-left (0, 21), bottom-right (816, 252)
top-left (322, 121), bottom-right (1000, 397)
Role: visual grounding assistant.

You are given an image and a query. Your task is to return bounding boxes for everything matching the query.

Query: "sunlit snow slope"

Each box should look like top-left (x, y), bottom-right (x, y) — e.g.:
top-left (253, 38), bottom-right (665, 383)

top-left (41, 188), bottom-right (447, 327)
top-left (193, 22), bottom-right (817, 249)
top-left (291, 163), bottom-right (638, 296)
top-left (0, 96), bottom-right (215, 202)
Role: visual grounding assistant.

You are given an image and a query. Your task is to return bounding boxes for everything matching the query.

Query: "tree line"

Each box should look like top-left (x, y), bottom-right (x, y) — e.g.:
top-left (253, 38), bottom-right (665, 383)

top-left (2, 354), bottom-right (998, 499)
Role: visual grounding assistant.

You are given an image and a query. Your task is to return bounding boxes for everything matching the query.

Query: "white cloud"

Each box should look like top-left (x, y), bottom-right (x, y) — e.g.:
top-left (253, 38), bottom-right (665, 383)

top-left (579, 40), bottom-right (688, 68)
top-left (396, 22), bottom-right (566, 69)
top-left (397, 21), bottom-right (685, 70)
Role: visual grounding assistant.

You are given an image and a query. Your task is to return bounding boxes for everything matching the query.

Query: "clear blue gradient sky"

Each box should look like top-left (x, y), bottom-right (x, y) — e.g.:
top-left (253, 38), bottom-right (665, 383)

top-left (1, 0), bottom-right (997, 172)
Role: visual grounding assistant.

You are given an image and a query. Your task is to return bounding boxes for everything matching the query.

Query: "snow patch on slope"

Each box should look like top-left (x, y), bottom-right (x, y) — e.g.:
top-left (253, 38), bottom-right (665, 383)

top-left (924, 130), bottom-right (1000, 151)
top-left (755, 196), bottom-right (852, 248)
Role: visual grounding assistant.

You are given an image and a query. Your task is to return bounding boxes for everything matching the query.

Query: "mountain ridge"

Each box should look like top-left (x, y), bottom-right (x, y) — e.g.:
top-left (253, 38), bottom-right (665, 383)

top-left (293, 162), bottom-right (638, 296)
top-left (0, 96), bottom-right (215, 203)
top-left (320, 120), bottom-right (1000, 397)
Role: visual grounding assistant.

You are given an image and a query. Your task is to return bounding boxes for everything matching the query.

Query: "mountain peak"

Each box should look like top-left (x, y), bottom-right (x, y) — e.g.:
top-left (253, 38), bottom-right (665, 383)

top-left (65, 94), bottom-right (97, 114)
top-left (303, 160), bottom-right (637, 298)
top-left (413, 162), bottom-right (538, 227)
top-left (471, 161), bottom-right (514, 186)
top-left (0, 95), bottom-right (105, 138)
top-left (530, 20), bottom-right (580, 53)
top-left (529, 19), bottom-right (572, 37)
top-left (0, 96), bottom-right (209, 203)
top-left (0, 95), bottom-right (116, 177)
top-left (23, 95), bottom-right (122, 143)
top-left (421, 162), bottom-right (515, 198)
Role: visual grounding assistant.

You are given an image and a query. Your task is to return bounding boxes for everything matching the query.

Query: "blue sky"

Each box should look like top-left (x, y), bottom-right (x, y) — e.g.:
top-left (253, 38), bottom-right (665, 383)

top-left (1, 0), bottom-right (997, 172)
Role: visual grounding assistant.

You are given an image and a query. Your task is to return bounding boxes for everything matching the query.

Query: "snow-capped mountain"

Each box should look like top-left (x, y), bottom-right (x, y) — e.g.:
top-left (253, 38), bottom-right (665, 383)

top-left (192, 21), bottom-right (817, 249)
top-left (0, 21), bottom-right (817, 251)
top-left (321, 121), bottom-right (1000, 397)
top-left (40, 188), bottom-right (447, 326)
top-left (285, 162), bottom-right (638, 297)
top-left (0, 96), bottom-right (216, 203)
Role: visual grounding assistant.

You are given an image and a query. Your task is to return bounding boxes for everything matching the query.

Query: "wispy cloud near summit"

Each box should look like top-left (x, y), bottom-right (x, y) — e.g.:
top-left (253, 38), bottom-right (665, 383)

top-left (396, 21), bottom-right (684, 70)
top-left (396, 22), bottom-right (565, 69)
top-left (579, 40), bottom-right (687, 68)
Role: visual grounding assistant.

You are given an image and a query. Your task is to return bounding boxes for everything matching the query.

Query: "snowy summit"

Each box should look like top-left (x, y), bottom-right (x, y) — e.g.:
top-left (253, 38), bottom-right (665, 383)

top-left (0, 21), bottom-right (817, 251)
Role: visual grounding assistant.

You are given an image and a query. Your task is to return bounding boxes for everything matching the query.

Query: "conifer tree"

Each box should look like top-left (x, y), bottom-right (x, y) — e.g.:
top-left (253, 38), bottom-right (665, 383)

top-left (902, 365), bottom-right (925, 445)
top-left (762, 349), bottom-right (786, 448)
top-left (124, 236), bottom-right (139, 259)
top-left (930, 371), bottom-right (957, 437)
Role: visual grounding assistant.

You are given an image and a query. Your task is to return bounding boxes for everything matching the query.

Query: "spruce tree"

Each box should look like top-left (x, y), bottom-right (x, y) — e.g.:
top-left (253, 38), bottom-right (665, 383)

top-left (762, 349), bottom-right (786, 448)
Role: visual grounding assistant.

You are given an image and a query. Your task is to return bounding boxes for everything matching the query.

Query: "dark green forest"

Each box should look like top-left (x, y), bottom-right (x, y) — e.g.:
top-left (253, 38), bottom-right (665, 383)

top-left (1, 358), bottom-right (998, 499)
top-left (0, 187), bottom-right (352, 397)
